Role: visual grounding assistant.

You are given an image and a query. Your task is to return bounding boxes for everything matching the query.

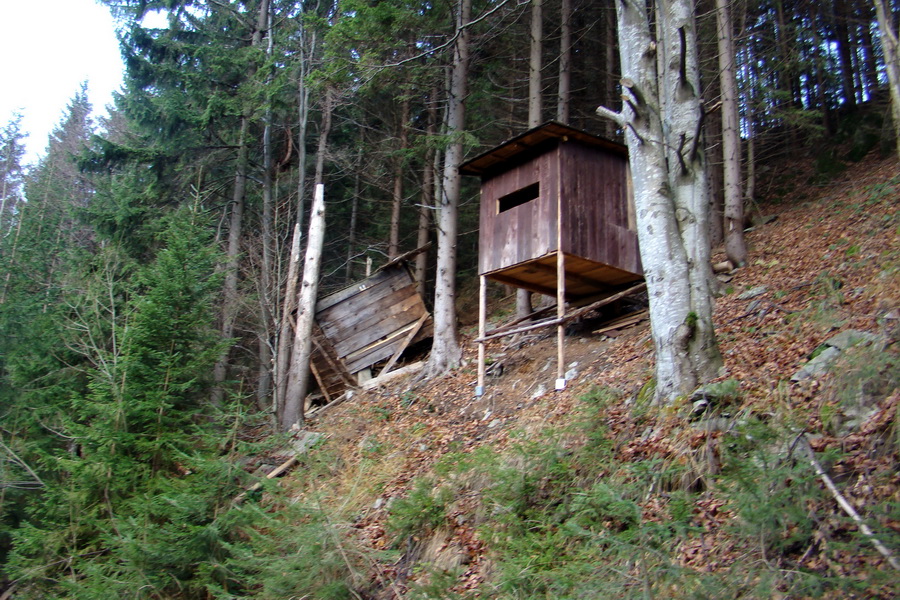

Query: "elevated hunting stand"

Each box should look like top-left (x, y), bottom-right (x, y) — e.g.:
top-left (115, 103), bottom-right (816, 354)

top-left (460, 122), bottom-right (644, 395)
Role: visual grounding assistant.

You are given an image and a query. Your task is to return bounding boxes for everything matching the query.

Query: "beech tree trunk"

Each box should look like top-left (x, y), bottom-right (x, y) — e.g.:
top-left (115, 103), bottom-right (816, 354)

top-left (598, 0), bottom-right (722, 402)
top-left (874, 0), bottom-right (900, 160)
top-left (281, 184), bottom-right (326, 430)
top-left (717, 0), bottom-right (747, 266)
top-left (426, 0), bottom-right (470, 376)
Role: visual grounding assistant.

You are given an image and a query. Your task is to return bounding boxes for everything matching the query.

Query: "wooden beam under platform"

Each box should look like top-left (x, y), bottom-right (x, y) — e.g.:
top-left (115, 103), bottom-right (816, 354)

top-left (474, 281), bottom-right (646, 343)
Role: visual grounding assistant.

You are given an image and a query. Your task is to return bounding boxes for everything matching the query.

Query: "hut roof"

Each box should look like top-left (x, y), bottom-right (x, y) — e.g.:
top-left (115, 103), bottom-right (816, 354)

top-left (459, 121), bottom-right (626, 178)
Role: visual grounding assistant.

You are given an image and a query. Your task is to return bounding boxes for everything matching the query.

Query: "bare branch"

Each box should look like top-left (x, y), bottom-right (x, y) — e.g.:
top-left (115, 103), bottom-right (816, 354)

top-left (386, 0), bottom-right (519, 68)
top-left (796, 434), bottom-right (900, 571)
top-left (595, 105), bottom-right (624, 127)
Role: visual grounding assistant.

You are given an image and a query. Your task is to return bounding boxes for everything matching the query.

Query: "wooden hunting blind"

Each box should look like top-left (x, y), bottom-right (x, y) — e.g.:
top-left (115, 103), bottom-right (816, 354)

top-left (460, 121), bottom-right (642, 298)
top-left (461, 122), bottom-right (644, 395)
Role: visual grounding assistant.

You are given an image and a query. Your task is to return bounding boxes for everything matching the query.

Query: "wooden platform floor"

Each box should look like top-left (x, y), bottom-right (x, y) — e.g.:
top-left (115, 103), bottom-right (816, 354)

top-left (484, 252), bottom-right (642, 300)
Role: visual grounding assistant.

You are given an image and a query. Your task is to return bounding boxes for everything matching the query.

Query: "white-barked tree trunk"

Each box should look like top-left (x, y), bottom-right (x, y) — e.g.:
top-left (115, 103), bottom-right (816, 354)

top-left (598, 0), bottom-right (722, 402)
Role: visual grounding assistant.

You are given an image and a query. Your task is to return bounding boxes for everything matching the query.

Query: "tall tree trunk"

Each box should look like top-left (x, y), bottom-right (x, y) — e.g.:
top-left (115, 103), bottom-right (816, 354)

top-left (874, 0), bottom-right (900, 160)
top-left (518, 0), bottom-right (544, 320)
top-left (295, 26), bottom-right (315, 235)
top-left (835, 0), bottom-right (858, 108)
top-left (211, 116), bottom-right (249, 405)
top-left (275, 86), bottom-right (333, 421)
top-left (257, 0), bottom-right (275, 411)
top-left (858, 0), bottom-right (879, 98)
top-left (598, 0), bottom-right (722, 402)
top-left (211, 0), bottom-right (270, 406)
top-left (557, 0), bottom-right (572, 123)
top-left (389, 98), bottom-right (410, 260)
top-left (346, 147), bottom-right (362, 283)
top-left (717, 0), bottom-right (747, 266)
top-left (604, 1), bottom-right (619, 138)
top-left (416, 91), bottom-right (439, 297)
top-left (275, 221), bottom-right (302, 423)
top-left (281, 184), bottom-right (326, 430)
top-left (528, 0), bottom-right (543, 126)
top-left (427, 0), bottom-right (470, 376)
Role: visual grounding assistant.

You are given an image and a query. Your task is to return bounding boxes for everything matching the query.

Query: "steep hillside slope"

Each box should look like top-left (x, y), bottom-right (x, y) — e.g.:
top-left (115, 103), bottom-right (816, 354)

top-left (272, 154), bottom-right (898, 600)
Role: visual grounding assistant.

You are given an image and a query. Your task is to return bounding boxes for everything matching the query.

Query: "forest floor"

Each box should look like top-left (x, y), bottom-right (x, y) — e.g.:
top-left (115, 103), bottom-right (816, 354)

top-left (282, 152), bottom-right (899, 599)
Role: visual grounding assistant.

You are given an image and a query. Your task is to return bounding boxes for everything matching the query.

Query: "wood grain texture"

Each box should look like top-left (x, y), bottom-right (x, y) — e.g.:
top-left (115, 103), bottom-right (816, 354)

top-left (313, 264), bottom-right (433, 377)
top-left (473, 124), bottom-right (642, 299)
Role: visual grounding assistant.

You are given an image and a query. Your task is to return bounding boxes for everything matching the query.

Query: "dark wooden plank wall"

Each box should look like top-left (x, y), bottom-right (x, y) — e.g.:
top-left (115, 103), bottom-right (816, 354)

top-left (314, 265), bottom-right (431, 375)
top-left (478, 146), bottom-right (559, 275)
top-left (559, 141), bottom-right (642, 277)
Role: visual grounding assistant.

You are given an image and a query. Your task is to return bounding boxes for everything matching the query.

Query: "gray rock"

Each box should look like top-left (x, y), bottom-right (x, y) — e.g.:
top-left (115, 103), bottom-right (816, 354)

top-left (791, 346), bottom-right (841, 381)
top-left (824, 329), bottom-right (879, 351)
top-left (739, 286), bottom-right (768, 300)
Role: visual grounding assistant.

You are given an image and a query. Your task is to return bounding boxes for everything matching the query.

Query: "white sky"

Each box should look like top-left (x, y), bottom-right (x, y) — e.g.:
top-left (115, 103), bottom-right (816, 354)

top-left (0, 0), bottom-right (125, 165)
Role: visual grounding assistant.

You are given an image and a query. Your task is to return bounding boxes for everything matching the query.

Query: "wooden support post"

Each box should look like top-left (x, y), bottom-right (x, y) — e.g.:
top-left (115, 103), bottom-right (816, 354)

top-left (555, 139), bottom-right (567, 391)
top-left (556, 251), bottom-right (566, 390)
top-left (476, 275), bottom-right (487, 396)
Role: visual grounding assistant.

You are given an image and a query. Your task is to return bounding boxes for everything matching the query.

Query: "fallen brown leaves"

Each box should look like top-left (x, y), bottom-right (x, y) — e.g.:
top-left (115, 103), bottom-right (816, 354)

top-left (297, 154), bottom-right (899, 598)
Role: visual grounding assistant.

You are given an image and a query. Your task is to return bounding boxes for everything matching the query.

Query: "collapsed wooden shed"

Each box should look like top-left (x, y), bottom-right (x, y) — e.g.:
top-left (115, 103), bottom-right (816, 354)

top-left (460, 122), bottom-right (644, 394)
top-left (308, 260), bottom-right (433, 402)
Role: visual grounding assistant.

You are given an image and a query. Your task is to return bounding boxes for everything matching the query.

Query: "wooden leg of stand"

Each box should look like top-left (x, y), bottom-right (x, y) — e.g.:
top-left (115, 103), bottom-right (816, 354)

top-left (477, 275), bottom-right (486, 397)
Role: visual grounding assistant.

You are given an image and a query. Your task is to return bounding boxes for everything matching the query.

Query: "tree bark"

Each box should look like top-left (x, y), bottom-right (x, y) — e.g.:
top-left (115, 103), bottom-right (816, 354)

top-left (874, 0), bottom-right (900, 160)
top-left (835, 0), bottom-right (858, 108)
top-left (528, 0), bottom-right (543, 126)
top-left (518, 0), bottom-right (544, 321)
top-left (415, 91), bottom-right (439, 297)
top-left (389, 97), bottom-right (410, 260)
top-left (599, 0), bottom-right (722, 402)
top-left (211, 0), bottom-right (270, 406)
top-left (211, 115), bottom-right (249, 406)
top-left (557, 0), bottom-right (572, 123)
top-left (426, 0), bottom-right (470, 376)
top-left (257, 0), bottom-right (275, 410)
top-left (717, 0), bottom-right (747, 266)
top-left (281, 184), bottom-right (326, 430)
top-left (346, 147), bottom-right (362, 283)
